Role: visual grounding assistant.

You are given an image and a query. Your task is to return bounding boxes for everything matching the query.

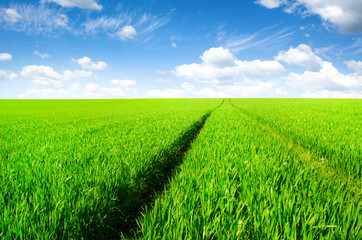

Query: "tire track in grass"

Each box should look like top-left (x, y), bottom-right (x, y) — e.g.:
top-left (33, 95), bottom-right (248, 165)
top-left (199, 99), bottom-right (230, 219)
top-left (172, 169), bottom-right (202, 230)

top-left (116, 100), bottom-right (224, 238)
top-left (229, 99), bottom-right (361, 195)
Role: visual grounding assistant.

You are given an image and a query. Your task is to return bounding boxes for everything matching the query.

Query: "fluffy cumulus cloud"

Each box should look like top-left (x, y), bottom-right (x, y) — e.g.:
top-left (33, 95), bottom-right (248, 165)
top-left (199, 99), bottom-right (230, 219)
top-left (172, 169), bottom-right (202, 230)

top-left (147, 82), bottom-right (196, 98)
top-left (117, 25), bottom-right (137, 41)
top-left (170, 45), bottom-right (361, 98)
top-left (285, 61), bottom-right (361, 91)
top-left (41, 0), bottom-right (102, 10)
top-left (20, 65), bottom-right (63, 88)
top-left (111, 79), bottom-right (137, 90)
top-left (20, 65), bottom-right (96, 88)
top-left (218, 79), bottom-right (288, 97)
top-left (256, 0), bottom-right (362, 34)
top-left (72, 57), bottom-right (107, 70)
top-left (146, 80), bottom-right (287, 98)
top-left (173, 47), bottom-right (284, 85)
top-left (70, 83), bottom-right (80, 91)
top-left (21, 88), bottom-right (70, 99)
top-left (0, 53), bottom-right (12, 61)
top-left (276, 44), bottom-right (323, 71)
top-left (84, 79), bottom-right (137, 98)
top-left (255, 0), bottom-right (285, 9)
top-left (345, 60), bottom-right (362, 75)
top-left (63, 69), bottom-right (95, 81)
top-left (298, 0), bottom-right (362, 34)
top-left (277, 44), bottom-right (362, 97)
top-left (0, 70), bottom-right (18, 81)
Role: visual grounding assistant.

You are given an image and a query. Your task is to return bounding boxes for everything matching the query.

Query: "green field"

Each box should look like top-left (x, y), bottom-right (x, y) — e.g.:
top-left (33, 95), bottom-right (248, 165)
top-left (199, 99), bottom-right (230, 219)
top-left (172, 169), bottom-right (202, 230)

top-left (0, 99), bottom-right (361, 239)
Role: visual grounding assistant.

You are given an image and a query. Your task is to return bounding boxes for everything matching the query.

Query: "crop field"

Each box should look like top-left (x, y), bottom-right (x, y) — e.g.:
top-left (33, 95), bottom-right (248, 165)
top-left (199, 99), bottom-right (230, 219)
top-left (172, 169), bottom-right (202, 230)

top-left (0, 99), bottom-right (361, 239)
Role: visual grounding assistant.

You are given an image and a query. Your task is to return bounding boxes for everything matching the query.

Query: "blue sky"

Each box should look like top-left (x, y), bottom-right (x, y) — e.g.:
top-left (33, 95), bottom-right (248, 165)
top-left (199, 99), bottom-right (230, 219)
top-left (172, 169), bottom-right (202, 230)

top-left (0, 0), bottom-right (361, 98)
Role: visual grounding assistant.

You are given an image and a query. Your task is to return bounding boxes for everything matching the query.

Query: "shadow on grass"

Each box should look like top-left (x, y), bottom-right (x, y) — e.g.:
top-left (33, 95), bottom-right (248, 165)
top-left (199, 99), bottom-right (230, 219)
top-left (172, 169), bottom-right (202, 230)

top-left (119, 111), bottom-right (212, 238)
top-left (81, 100), bottom-right (224, 239)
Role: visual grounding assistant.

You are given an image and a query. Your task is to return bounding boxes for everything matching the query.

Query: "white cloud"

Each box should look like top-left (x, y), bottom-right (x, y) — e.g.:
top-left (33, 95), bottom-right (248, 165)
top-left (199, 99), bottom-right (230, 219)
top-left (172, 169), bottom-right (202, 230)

top-left (83, 12), bottom-right (168, 38)
top-left (222, 24), bottom-right (293, 53)
top-left (147, 88), bottom-right (187, 98)
top-left (2, 8), bottom-right (22, 23)
top-left (146, 82), bottom-right (216, 98)
top-left (20, 65), bottom-right (63, 88)
top-left (345, 60), bottom-right (362, 75)
top-left (22, 88), bottom-right (69, 99)
top-left (20, 65), bottom-right (96, 88)
top-left (255, 0), bottom-right (285, 9)
top-left (70, 83), bottom-right (80, 91)
top-left (146, 80), bottom-right (287, 98)
top-left (172, 42), bottom-right (177, 47)
top-left (257, 0), bottom-right (362, 34)
top-left (137, 13), bottom-right (169, 34)
top-left (285, 61), bottom-right (362, 93)
top-left (63, 69), bottom-right (96, 81)
top-left (116, 25), bottom-right (137, 41)
top-left (0, 70), bottom-right (18, 81)
top-left (191, 87), bottom-right (229, 98)
top-left (83, 14), bottom-right (130, 34)
top-left (84, 82), bottom-right (136, 98)
top-left (54, 14), bottom-right (68, 27)
top-left (72, 56), bottom-right (107, 70)
top-left (156, 70), bottom-right (167, 75)
top-left (299, 0), bottom-right (362, 33)
top-left (147, 82), bottom-right (193, 98)
top-left (169, 44), bottom-right (361, 98)
top-left (301, 90), bottom-right (361, 98)
top-left (345, 38), bottom-right (362, 55)
top-left (173, 47), bottom-right (284, 85)
top-left (0, 4), bottom-right (69, 34)
top-left (0, 53), bottom-right (12, 61)
top-left (217, 79), bottom-right (288, 98)
top-left (34, 51), bottom-right (50, 59)
top-left (111, 79), bottom-right (137, 90)
top-left (274, 44), bottom-right (362, 97)
top-left (155, 79), bottom-right (172, 83)
top-left (200, 47), bottom-right (236, 68)
top-left (276, 44), bottom-right (323, 71)
top-left (42, 0), bottom-right (102, 10)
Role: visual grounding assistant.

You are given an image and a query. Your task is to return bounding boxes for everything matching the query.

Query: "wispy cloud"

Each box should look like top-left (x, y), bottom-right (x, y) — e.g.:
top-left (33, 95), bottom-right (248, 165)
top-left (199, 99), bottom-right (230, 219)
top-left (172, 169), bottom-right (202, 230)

top-left (34, 51), bottom-right (50, 59)
top-left (221, 24), bottom-right (294, 53)
top-left (1, 3), bottom-right (168, 40)
top-left (0, 3), bottom-right (69, 34)
top-left (344, 38), bottom-right (362, 55)
top-left (83, 11), bottom-right (169, 40)
top-left (1, 8), bottom-right (22, 23)
top-left (136, 13), bottom-right (169, 34)
top-left (41, 0), bottom-right (102, 10)
top-left (83, 12), bottom-right (134, 35)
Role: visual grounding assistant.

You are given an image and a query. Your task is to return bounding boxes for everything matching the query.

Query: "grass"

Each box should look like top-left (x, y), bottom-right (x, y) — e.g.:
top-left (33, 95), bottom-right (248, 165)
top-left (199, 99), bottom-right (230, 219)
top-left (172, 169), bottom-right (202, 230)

top-left (136, 100), bottom-right (361, 239)
top-left (231, 98), bottom-right (361, 181)
top-left (0, 98), bottom-right (360, 239)
top-left (0, 99), bottom-right (220, 239)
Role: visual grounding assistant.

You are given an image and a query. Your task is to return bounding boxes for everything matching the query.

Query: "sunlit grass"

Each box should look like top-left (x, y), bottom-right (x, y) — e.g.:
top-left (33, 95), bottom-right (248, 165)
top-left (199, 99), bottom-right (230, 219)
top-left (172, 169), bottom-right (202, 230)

top-left (137, 100), bottom-right (361, 239)
top-left (0, 99), bottom-right (220, 239)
